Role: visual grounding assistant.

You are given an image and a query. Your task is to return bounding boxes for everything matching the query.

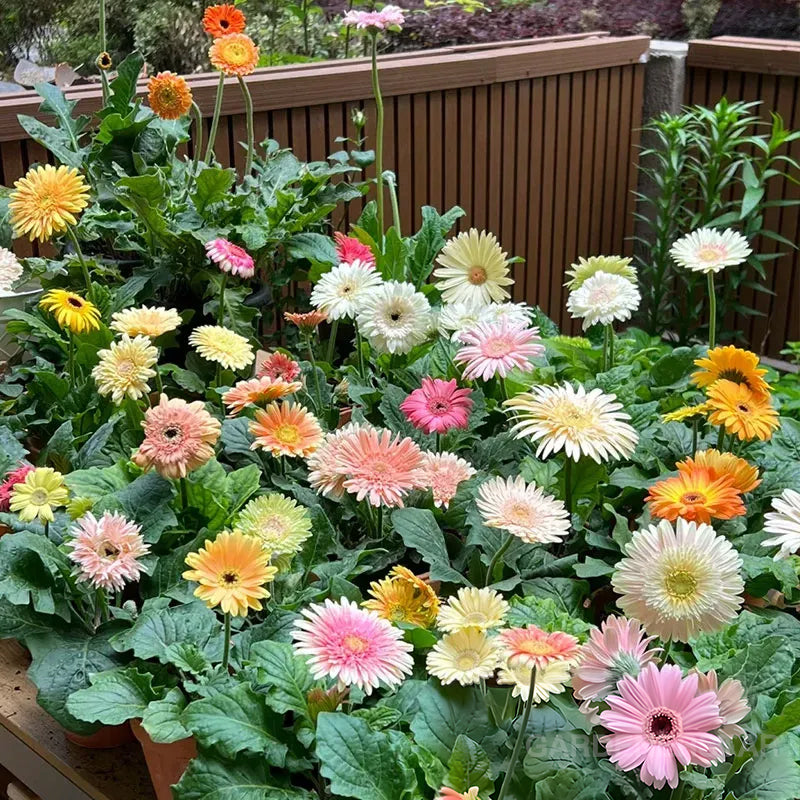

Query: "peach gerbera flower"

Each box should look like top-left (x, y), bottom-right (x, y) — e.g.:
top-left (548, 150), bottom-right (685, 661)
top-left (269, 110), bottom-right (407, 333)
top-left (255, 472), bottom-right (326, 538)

top-left (437, 788), bottom-right (481, 800)
top-left (306, 423), bottom-right (372, 499)
top-left (496, 625), bottom-right (580, 670)
top-left (284, 309), bottom-right (328, 332)
top-left (132, 394), bottom-right (221, 479)
top-left (223, 376), bottom-right (302, 416)
top-left (257, 351), bottom-right (302, 382)
top-left (677, 448), bottom-right (760, 494)
top-left (646, 467), bottom-right (745, 524)
top-left (706, 379), bottom-right (780, 442)
top-left (209, 33), bottom-right (259, 77)
top-left (202, 3), bottom-right (246, 37)
top-left (249, 402), bottom-right (323, 457)
top-left (147, 72), bottom-right (193, 120)
top-left (417, 451), bottom-right (476, 509)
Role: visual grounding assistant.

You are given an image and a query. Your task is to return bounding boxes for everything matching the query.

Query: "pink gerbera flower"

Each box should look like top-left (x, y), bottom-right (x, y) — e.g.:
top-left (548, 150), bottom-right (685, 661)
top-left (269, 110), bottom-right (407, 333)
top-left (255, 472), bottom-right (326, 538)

top-left (205, 238), bottom-right (255, 278)
top-left (572, 616), bottom-right (660, 702)
top-left (600, 664), bottom-right (724, 790)
top-left (0, 464), bottom-right (34, 512)
top-left (496, 625), bottom-right (580, 670)
top-left (400, 378), bottom-right (473, 434)
top-left (334, 232), bottom-right (376, 269)
top-left (67, 511), bottom-right (150, 592)
top-left (257, 351), bottom-right (302, 382)
top-left (293, 597), bottom-right (413, 694)
top-left (694, 669), bottom-right (749, 753)
top-left (418, 452), bottom-right (475, 509)
top-left (336, 427), bottom-right (424, 507)
top-left (455, 320), bottom-right (544, 381)
top-left (342, 5), bottom-right (405, 31)
top-left (307, 423), bottom-right (372, 500)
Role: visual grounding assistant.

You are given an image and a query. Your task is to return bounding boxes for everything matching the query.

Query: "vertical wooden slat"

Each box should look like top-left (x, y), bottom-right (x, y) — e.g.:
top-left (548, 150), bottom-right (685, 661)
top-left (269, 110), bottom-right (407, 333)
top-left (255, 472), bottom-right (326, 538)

top-left (550, 74), bottom-right (571, 328)
top-left (500, 82), bottom-right (518, 292)
top-left (471, 86), bottom-right (489, 230)
top-left (394, 95), bottom-right (414, 232)
top-left (443, 90), bottom-right (459, 214)
top-left (513, 79), bottom-right (531, 299)
top-left (459, 88), bottom-right (475, 231)
top-left (428, 91), bottom-right (444, 215)
top-left (525, 78), bottom-right (545, 305)
top-left (537, 76), bottom-right (557, 315)
top-left (486, 84), bottom-right (504, 237)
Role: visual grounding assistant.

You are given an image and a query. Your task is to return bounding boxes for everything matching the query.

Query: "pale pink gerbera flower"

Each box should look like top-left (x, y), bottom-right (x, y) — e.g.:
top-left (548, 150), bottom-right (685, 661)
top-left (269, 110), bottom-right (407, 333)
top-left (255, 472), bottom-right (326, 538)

top-left (400, 378), bottom-right (473, 434)
top-left (572, 616), bottom-right (660, 702)
top-left (694, 669), bottom-right (749, 753)
top-left (67, 512), bottom-right (150, 592)
top-left (293, 597), bottom-right (413, 694)
top-left (455, 320), bottom-right (544, 381)
top-left (306, 424), bottom-right (370, 500)
top-left (205, 238), bottom-right (255, 278)
top-left (342, 5), bottom-right (405, 30)
top-left (418, 451), bottom-right (476, 509)
top-left (257, 351), bottom-right (302, 382)
top-left (496, 625), bottom-right (580, 670)
top-left (437, 788), bottom-right (482, 800)
top-left (132, 394), bottom-right (221, 479)
top-left (600, 664), bottom-right (724, 790)
top-left (0, 464), bottom-right (34, 512)
top-left (334, 232), bottom-right (376, 269)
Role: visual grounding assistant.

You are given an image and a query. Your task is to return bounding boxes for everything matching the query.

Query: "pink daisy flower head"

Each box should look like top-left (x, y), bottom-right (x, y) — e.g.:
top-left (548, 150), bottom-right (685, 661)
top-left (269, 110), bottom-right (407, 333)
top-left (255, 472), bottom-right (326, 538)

top-left (497, 625), bottom-right (580, 670)
top-left (0, 463), bottom-right (34, 512)
top-left (307, 423), bottom-right (372, 500)
top-left (334, 232), bottom-right (376, 269)
top-left (342, 4), bottom-right (405, 31)
top-left (205, 238), bottom-right (255, 279)
top-left (418, 451), bottom-right (476, 509)
top-left (400, 378), bottom-right (473, 435)
top-left (455, 319), bottom-right (544, 381)
top-left (572, 616), bottom-right (660, 702)
top-left (293, 597), bottom-right (413, 694)
top-left (600, 663), bottom-right (724, 790)
top-left (67, 511), bottom-right (150, 592)
top-left (257, 351), bottom-right (302, 382)
top-left (437, 789), bottom-right (482, 800)
top-left (694, 669), bottom-right (749, 753)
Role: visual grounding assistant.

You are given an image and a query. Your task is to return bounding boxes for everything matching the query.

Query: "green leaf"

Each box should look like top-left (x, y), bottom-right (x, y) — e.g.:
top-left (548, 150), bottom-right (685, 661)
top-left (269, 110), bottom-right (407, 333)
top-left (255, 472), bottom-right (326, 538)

top-left (226, 465), bottom-right (261, 513)
top-left (0, 427), bottom-right (27, 474)
top-left (67, 667), bottom-right (162, 725)
top-left (446, 735), bottom-right (494, 794)
top-left (74, 417), bottom-right (119, 469)
top-left (287, 232), bottom-right (337, 265)
top-left (193, 168), bottom-right (236, 212)
top-left (64, 463), bottom-right (130, 499)
top-left (523, 730), bottom-right (601, 781)
top-left (248, 641), bottom-right (315, 717)
top-left (764, 698), bottom-right (800, 738)
top-left (141, 687), bottom-right (191, 744)
top-left (107, 52), bottom-right (145, 116)
top-left (0, 598), bottom-right (59, 639)
top-left (507, 596), bottom-right (593, 640)
top-left (534, 769), bottom-right (608, 800)
top-left (727, 735), bottom-right (800, 800)
top-left (377, 227), bottom-right (408, 281)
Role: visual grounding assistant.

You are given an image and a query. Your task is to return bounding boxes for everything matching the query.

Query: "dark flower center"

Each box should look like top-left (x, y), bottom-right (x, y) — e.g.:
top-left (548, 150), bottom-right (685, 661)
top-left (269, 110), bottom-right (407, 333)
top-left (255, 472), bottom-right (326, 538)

top-left (163, 426), bottom-right (181, 440)
top-left (646, 708), bottom-right (680, 743)
top-left (221, 571), bottom-right (238, 585)
top-left (68, 297), bottom-right (83, 308)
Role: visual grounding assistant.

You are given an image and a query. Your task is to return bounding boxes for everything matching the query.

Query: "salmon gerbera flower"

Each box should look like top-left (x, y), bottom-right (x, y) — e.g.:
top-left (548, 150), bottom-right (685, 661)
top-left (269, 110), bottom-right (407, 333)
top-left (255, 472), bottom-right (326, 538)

top-left (284, 309), bottom-right (328, 332)
top-left (202, 3), bottom-right (246, 37)
top-left (147, 71), bottom-right (193, 120)
top-left (209, 33), bottom-right (259, 77)
top-left (306, 423), bottom-right (372, 500)
top-left (223, 376), bottom-right (302, 416)
top-left (400, 377), bottom-right (473, 434)
top-left (417, 451), bottom-right (476, 509)
top-left (706, 379), bottom-right (779, 442)
top-left (249, 402), bottom-right (323, 458)
top-left (496, 625), bottom-right (580, 670)
top-left (646, 467), bottom-right (745, 524)
top-left (692, 345), bottom-right (771, 398)
top-left (677, 448), bottom-right (760, 494)
top-left (257, 351), bottom-right (302, 382)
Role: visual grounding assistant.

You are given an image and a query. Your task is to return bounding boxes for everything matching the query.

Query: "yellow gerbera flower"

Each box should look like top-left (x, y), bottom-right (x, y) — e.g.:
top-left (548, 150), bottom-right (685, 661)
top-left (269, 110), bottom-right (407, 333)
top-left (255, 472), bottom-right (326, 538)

top-left (426, 628), bottom-right (500, 686)
top-left (564, 255), bottom-right (637, 290)
top-left (692, 346), bottom-right (771, 399)
top-left (9, 165), bottom-right (90, 242)
top-left (706, 379), bottom-right (780, 442)
top-left (188, 325), bottom-right (254, 371)
top-left (363, 566), bottom-right (440, 628)
top-left (236, 492), bottom-right (312, 562)
top-left (678, 449), bottom-right (760, 494)
top-left (92, 334), bottom-right (158, 404)
top-left (39, 289), bottom-right (101, 334)
top-left (9, 467), bottom-right (69, 523)
top-left (110, 305), bottom-right (182, 338)
top-left (661, 402), bottom-right (712, 424)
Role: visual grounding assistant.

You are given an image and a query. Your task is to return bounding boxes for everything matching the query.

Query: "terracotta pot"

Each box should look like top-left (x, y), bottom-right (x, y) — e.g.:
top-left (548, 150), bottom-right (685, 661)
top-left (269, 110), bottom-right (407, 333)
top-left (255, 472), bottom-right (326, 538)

top-left (337, 406), bottom-right (353, 427)
top-left (0, 523), bottom-right (11, 538)
top-left (64, 722), bottom-right (134, 749)
top-left (131, 718), bottom-right (197, 800)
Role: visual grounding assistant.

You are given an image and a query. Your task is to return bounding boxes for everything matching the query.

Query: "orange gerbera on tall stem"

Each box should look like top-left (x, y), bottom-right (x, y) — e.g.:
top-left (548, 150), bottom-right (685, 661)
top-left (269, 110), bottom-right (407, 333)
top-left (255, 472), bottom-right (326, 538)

top-left (646, 467), bottom-right (746, 524)
top-left (202, 4), bottom-right (246, 37)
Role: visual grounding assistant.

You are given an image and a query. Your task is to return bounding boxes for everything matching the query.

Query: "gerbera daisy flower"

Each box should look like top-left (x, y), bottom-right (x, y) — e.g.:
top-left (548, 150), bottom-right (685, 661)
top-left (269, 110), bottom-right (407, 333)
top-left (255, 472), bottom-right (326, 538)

top-left (661, 402), bottom-right (712, 424)
top-left (202, 3), bottom-right (246, 37)
top-left (189, 325), bottom-right (254, 371)
top-left (342, 5), bottom-right (405, 30)
top-left (437, 301), bottom-right (486, 341)
top-left (455, 320), bottom-right (543, 381)
top-left (257, 351), bottom-right (302, 382)
top-left (10, 165), bottom-right (90, 242)
top-left (356, 281), bottom-right (433, 355)
top-left (436, 587), bottom-right (509, 633)
top-left (284, 309), bottom-right (327, 332)
top-left (67, 496), bottom-right (94, 521)
top-left (334, 232), bottom-right (376, 268)
top-left (497, 656), bottom-right (573, 704)
top-left (222, 376), bottom-right (302, 416)
top-left (292, 597), bottom-right (414, 694)
top-left (476, 475), bottom-right (570, 544)
top-left (335, 426), bottom-right (424, 507)
top-left (571, 616), bottom-right (659, 702)
top-left (363, 566), bottom-right (439, 628)
top-left (480, 301), bottom-right (534, 328)
top-left (96, 51), bottom-right (113, 71)
top-left (505, 383), bottom-right (638, 463)
top-left (92, 334), bottom-right (158, 405)
top-left (205, 238), bottom-right (255, 279)
top-left (564, 255), bottom-right (637, 290)
top-left (600, 664), bottom-right (724, 789)
top-left (692, 345), bottom-right (771, 398)
top-left (496, 625), bottom-right (580, 670)
top-left (310, 261), bottom-right (383, 320)
top-left (236, 492), bottom-right (312, 561)
top-left (110, 305), bottom-right (181, 338)
top-left (566, 271), bottom-right (641, 330)
top-left (433, 229), bottom-right (514, 305)
top-left (646, 467), bottom-right (745, 524)
top-left (67, 512), bottom-right (149, 592)
top-left (426, 628), bottom-right (500, 685)
top-left (706, 379), bottom-right (779, 441)
top-left (132, 394), bottom-right (221, 479)
top-left (306, 423), bottom-right (372, 499)
top-left (677, 449), bottom-right (760, 494)
top-left (417, 451), bottom-right (476, 509)
top-left (209, 33), bottom-right (259, 77)
top-left (612, 517), bottom-right (744, 642)
top-left (437, 788), bottom-right (481, 800)
top-left (694, 670), bottom-right (749, 754)
top-left (670, 227), bottom-right (751, 274)
top-left (0, 247), bottom-right (23, 293)
top-left (39, 289), bottom-right (101, 334)
top-left (249, 402), bottom-right (323, 458)
top-left (183, 530), bottom-right (276, 617)
top-left (9, 467), bottom-right (68, 523)
top-left (0, 464), bottom-right (34, 512)
top-left (762, 487), bottom-right (800, 560)
top-left (147, 72), bottom-right (192, 120)
top-left (400, 378), bottom-right (473, 434)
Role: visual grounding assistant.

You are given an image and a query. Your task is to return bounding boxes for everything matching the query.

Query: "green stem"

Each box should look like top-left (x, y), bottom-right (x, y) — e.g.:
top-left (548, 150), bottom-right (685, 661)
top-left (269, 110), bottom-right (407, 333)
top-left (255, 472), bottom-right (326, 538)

top-left (355, 324), bottom-right (367, 380)
top-left (99, 0), bottom-right (109, 104)
top-left (222, 612), bottom-right (232, 670)
top-left (496, 667), bottom-right (537, 800)
top-left (717, 425), bottom-right (727, 452)
top-left (66, 226), bottom-right (92, 292)
top-left (326, 319), bottom-right (339, 364)
top-left (376, 505), bottom-right (383, 537)
top-left (44, 520), bottom-right (50, 539)
top-left (180, 102), bottom-right (205, 202)
top-left (307, 341), bottom-right (324, 413)
top-left (484, 533), bottom-right (513, 587)
top-left (217, 273), bottom-right (228, 324)
top-left (387, 174), bottom-right (402, 237)
top-left (180, 477), bottom-right (188, 510)
top-left (564, 457), bottom-right (574, 516)
top-left (435, 432), bottom-right (441, 452)
top-left (707, 271), bottom-right (717, 349)
top-left (691, 418), bottom-right (698, 455)
top-left (603, 324), bottom-right (614, 370)
top-left (204, 72), bottom-right (226, 164)
top-left (370, 33), bottom-right (385, 245)
top-left (68, 332), bottom-right (75, 389)
top-left (237, 76), bottom-right (255, 177)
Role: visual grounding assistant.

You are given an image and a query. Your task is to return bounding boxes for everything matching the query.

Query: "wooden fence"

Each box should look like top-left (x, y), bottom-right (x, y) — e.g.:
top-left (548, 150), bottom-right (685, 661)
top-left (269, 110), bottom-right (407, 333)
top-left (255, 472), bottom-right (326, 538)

top-left (686, 36), bottom-right (800, 357)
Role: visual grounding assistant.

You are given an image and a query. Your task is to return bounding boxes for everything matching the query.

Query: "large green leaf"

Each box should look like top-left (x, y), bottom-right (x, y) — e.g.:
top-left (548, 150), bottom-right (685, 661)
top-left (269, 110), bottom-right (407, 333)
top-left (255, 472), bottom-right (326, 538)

top-left (446, 735), bottom-right (494, 794)
top-left (192, 168), bottom-right (236, 212)
top-left (141, 687), bottom-right (191, 743)
top-left (67, 667), bottom-right (162, 725)
top-left (248, 641), bottom-right (315, 717)
top-left (507, 596), bottom-right (593, 641)
top-left (534, 769), bottom-right (608, 800)
top-left (727, 734), bottom-right (800, 800)
top-left (0, 597), bottom-right (62, 640)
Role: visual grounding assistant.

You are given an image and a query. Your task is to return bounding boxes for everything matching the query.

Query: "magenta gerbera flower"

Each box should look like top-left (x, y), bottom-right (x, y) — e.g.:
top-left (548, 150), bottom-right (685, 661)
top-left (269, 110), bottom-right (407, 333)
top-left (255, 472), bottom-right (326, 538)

top-left (334, 232), bottom-right (376, 269)
top-left (455, 320), bottom-right (544, 381)
top-left (400, 378), bottom-right (473, 434)
top-left (600, 663), bottom-right (724, 790)
top-left (205, 238), bottom-right (255, 278)
top-left (0, 463), bottom-right (34, 512)
top-left (293, 597), bottom-right (413, 694)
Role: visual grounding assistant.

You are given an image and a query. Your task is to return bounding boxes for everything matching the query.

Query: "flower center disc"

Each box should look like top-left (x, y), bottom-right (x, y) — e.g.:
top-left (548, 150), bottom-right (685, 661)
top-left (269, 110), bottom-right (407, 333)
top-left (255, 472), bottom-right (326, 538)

top-left (645, 707), bottom-right (681, 743)
top-left (680, 492), bottom-right (705, 505)
top-left (664, 568), bottom-right (698, 599)
top-left (457, 650), bottom-right (480, 670)
top-left (276, 424), bottom-right (300, 444)
top-left (220, 570), bottom-right (239, 585)
top-left (343, 634), bottom-right (369, 654)
top-left (697, 246), bottom-right (725, 262)
top-left (30, 488), bottom-right (49, 505)
top-left (468, 266), bottom-right (488, 285)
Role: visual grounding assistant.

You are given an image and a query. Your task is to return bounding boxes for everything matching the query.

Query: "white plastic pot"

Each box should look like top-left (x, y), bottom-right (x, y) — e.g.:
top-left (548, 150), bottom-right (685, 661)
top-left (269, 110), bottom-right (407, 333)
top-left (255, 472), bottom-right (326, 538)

top-left (0, 287), bottom-right (42, 362)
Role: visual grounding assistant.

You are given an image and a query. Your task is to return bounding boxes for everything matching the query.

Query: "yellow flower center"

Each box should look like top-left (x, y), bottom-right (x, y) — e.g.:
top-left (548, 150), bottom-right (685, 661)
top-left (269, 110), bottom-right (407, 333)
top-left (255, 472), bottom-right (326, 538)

top-left (462, 610), bottom-right (489, 625)
top-left (517, 639), bottom-right (554, 656)
top-left (457, 650), bottom-right (481, 670)
top-left (343, 634), bottom-right (369, 654)
top-left (30, 488), bottom-right (49, 505)
top-left (275, 424), bottom-right (300, 444)
top-left (696, 245), bottom-right (725, 262)
top-left (664, 569), bottom-right (697, 599)
top-left (389, 604), bottom-right (409, 622)
top-left (219, 570), bottom-right (240, 586)
top-left (506, 502), bottom-right (535, 526)
top-left (224, 43), bottom-right (250, 64)
top-left (468, 266), bottom-right (488, 285)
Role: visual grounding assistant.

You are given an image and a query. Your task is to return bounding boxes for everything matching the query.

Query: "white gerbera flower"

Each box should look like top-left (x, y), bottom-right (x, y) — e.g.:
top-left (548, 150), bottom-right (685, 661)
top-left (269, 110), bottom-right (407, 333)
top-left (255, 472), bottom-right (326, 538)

top-left (426, 628), bottom-right (500, 686)
top-left (309, 260), bottom-right (383, 320)
top-left (356, 280), bottom-right (432, 355)
top-left (480, 301), bottom-right (534, 328)
top-left (433, 228), bottom-right (514, 305)
top-left (566, 271), bottom-right (641, 330)
top-left (437, 587), bottom-right (509, 633)
top-left (762, 488), bottom-right (800, 560)
top-left (612, 518), bottom-right (744, 643)
top-left (670, 228), bottom-right (752, 274)
top-left (437, 301), bottom-right (485, 341)
top-left (0, 247), bottom-right (23, 294)
top-left (497, 657), bottom-right (572, 704)
top-left (92, 334), bottom-right (158, 404)
top-left (505, 383), bottom-right (638, 463)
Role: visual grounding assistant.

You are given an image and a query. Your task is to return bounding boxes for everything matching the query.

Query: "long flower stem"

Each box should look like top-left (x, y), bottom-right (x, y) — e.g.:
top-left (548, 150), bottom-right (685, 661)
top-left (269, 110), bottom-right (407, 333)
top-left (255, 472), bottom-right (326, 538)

top-left (707, 272), bottom-right (717, 349)
top-left (387, 174), bottom-right (401, 236)
top-left (496, 667), bottom-right (537, 800)
top-left (376, 505), bottom-right (383, 537)
top-left (237, 76), bottom-right (255, 177)
top-left (484, 532), bottom-right (513, 587)
top-left (98, 0), bottom-right (109, 104)
top-left (217, 273), bottom-right (228, 324)
top-left (355, 324), bottom-right (367, 380)
top-left (180, 477), bottom-right (188, 509)
top-left (326, 319), bottom-right (339, 364)
top-left (204, 72), bottom-right (226, 164)
top-left (717, 425), bottom-right (727, 452)
top-left (66, 226), bottom-right (92, 292)
top-left (222, 612), bottom-right (232, 670)
top-left (307, 340), bottom-right (324, 413)
top-left (691, 418), bottom-right (699, 454)
top-left (564, 457), bottom-right (573, 516)
top-left (370, 33), bottom-right (385, 245)
top-left (180, 101), bottom-right (205, 203)
top-left (603, 324), bottom-right (615, 371)
top-left (68, 332), bottom-right (75, 389)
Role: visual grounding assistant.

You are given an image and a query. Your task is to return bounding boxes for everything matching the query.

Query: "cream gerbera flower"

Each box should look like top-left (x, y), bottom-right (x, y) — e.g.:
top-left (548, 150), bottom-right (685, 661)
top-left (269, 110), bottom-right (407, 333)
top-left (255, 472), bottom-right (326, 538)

top-left (356, 281), bottom-right (433, 355)
top-left (0, 247), bottom-right (23, 293)
top-left (110, 306), bottom-right (182, 338)
top-left (433, 229), bottom-right (514, 305)
top-left (670, 228), bottom-right (752, 274)
top-left (497, 657), bottom-right (572, 704)
top-left (236, 492), bottom-right (313, 562)
top-left (566, 271), bottom-right (641, 330)
top-left (189, 325), bottom-right (254, 371)
top-left (9, 467), bottom-right (69, 523)
top-left (436, 587), bottom-right (509, 632)
top-left (426, 628), bottom-right (500, 686)
top-left (92, 334), bottom-right (158, 404)
top-left (564, 255), bottom-right (637, 290)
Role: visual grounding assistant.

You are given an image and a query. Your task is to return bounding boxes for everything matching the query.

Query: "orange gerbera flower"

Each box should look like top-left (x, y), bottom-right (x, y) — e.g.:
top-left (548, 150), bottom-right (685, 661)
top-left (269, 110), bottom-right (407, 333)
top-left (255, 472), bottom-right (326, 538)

top-left (209, 33), bottom-right (259, 77)
top-left (249, 402), bottom-right (323, 457)
top-left (678, 449), bottom-right (760, 494)
top-left (284, 309), bottom-right (328, 332)
top-left (202, 4), bottom-right (246, 37)
top-left (147, 71), bottom-right (193, 120)
top-left (692, 346), bottom-right (771, 399)
top-left (222, 376), bottom-right (302, 416)
top-left (706, 379), bottom-right (780, 442)
top-left (646, 467), bottom-right (746, 524)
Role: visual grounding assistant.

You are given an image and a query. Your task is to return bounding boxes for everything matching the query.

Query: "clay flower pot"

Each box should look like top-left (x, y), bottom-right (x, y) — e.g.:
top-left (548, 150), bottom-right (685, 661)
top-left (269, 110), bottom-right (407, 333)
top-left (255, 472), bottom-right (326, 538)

top-left (131, 719), bottom-right (197, 800)
top-left (64, 722), bottom-right (134, 749)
